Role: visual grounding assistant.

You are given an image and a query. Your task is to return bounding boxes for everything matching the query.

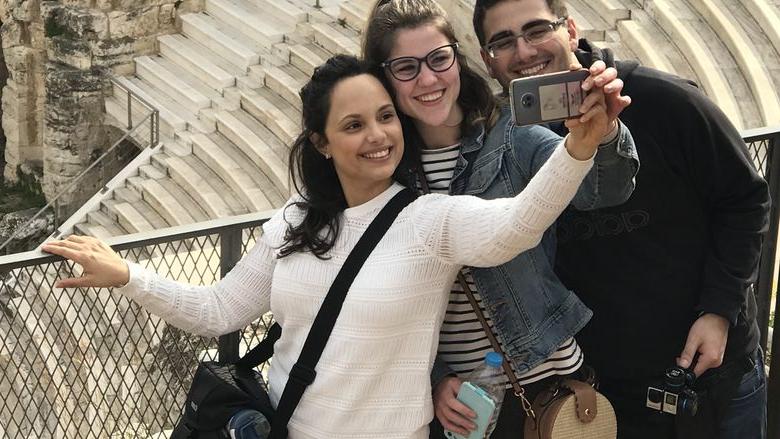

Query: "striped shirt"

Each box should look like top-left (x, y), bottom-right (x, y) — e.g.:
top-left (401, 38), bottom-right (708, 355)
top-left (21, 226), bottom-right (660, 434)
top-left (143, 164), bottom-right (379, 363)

top-left (421, 144), bottom-right (583, 387)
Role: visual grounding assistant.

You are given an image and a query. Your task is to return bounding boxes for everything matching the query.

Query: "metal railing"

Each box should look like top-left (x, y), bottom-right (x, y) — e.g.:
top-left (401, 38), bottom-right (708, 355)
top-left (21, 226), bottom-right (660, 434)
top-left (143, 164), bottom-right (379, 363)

top-left (0, 78), bottom-right (160, 255)
top-left (0, 211), bottom-right (274, 438)
top-left (745, 126), bottom-right (780, 439)
top-left (0, 129), bottom-right (777, 437)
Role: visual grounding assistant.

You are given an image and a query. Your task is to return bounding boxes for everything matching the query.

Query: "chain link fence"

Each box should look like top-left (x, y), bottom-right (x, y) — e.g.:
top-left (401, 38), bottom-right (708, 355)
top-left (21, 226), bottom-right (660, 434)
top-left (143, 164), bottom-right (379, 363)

top-left (0, 215), bottom-right (273, 438)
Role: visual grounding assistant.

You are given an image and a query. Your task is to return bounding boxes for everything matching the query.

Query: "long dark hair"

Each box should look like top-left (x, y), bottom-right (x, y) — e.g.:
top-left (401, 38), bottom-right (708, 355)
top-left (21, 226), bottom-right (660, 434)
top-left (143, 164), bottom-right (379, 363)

top-left (279, 54), bottom-right (417, 259)
top-left (362, 0), bottom-right (497, 140)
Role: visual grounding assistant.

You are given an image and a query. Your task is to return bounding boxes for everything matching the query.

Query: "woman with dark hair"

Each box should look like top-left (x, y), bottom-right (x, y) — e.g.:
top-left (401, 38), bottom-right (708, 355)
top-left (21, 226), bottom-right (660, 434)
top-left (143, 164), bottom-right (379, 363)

top-left (363, 1), bottom-right (638, 437)
top-left (43, 54), bottom-right (612, 438)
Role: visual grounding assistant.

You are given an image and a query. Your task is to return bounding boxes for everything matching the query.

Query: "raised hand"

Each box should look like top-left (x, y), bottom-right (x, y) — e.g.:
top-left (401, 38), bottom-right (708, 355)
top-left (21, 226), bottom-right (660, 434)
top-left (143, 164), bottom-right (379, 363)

top-left (41, 235), bottom-right (130, 288)
top-left (582, 60), bottom-right (632, 125)
top-left (564, 86), bottom-right (610, 160)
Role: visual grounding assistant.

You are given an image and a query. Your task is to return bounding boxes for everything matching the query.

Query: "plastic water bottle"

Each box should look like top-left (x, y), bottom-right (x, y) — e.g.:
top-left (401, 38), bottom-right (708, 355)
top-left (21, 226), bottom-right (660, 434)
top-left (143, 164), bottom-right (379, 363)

top-left (465, 352), bottom-right (505, 438)
top-left (226, 409), bottom-right (271, 439)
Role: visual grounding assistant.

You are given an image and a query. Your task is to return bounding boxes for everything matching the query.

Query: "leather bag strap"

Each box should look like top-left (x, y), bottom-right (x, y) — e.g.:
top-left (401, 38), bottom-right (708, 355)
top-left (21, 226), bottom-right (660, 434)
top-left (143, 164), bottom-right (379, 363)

top-left (270, 188), bottom-right (416, 438)
top-left (560, 379), bottom-right (598, 423)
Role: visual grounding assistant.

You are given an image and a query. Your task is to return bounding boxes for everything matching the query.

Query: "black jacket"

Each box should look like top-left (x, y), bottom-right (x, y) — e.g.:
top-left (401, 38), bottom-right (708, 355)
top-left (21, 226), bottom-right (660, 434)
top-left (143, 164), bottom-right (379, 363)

top-left (553, 40), bottom-right (771, 380)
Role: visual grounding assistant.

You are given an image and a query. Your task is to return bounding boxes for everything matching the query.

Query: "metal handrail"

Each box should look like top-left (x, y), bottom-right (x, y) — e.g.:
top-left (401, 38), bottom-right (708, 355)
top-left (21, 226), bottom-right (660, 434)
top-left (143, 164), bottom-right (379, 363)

top-left (0, 79), bottom-right (160, 254)
top-left (0, 209), bottom-right (275, 270)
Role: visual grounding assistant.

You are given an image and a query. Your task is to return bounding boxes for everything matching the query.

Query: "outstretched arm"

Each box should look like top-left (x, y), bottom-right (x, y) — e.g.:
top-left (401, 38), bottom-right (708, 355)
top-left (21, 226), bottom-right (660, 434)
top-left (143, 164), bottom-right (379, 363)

top-left (42, 232), bottom-right (277, 338)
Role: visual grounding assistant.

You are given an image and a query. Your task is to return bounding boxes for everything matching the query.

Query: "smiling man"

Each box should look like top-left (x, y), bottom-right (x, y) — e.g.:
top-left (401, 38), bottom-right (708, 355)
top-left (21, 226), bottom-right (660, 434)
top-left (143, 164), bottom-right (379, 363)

top-left (471, 0), bottom-right (771, 438)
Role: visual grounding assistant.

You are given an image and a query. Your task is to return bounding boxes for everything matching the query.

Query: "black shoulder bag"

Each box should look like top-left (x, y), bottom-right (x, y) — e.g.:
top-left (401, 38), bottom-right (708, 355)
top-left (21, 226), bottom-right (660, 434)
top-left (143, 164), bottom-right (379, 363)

top-left (171, 188), bottom-right (415, 439)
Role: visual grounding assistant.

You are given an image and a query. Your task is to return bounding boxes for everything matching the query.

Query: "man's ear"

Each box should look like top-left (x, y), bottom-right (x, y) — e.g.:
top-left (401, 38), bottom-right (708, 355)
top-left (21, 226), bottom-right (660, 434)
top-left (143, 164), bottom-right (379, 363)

top-left (567, 17), bottom-right (579, 52)
top-left (480, 48), bottom-right (496, 79)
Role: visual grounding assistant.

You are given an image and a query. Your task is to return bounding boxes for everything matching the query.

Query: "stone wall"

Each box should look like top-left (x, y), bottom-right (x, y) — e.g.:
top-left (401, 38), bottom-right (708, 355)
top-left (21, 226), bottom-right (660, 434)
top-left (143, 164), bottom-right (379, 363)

top-left (0, 0), bottom-right (204, 213)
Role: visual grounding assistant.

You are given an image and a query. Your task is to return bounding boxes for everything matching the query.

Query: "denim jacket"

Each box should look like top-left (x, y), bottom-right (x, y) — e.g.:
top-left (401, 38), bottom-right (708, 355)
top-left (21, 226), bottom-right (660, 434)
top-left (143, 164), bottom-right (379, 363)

top-left (431, 106), bottom-right (639, 384)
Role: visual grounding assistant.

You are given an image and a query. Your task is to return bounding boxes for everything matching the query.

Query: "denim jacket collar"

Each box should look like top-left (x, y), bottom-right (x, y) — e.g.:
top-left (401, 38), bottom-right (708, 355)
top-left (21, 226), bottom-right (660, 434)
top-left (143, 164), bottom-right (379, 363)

top-left (450, 124), bottom-right (487, 194)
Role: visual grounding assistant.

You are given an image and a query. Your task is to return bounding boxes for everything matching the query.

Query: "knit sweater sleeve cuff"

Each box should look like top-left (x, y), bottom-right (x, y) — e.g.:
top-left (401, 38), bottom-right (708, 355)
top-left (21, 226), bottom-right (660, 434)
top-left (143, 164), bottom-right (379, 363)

top-left (116, 261), bottom-right (152, 300)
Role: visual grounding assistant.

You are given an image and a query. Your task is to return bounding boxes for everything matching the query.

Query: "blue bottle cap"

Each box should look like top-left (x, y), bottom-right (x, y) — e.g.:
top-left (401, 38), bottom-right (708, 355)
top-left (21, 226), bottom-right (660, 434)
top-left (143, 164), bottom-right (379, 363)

top-left (485, 352), bottom-right (503, 368)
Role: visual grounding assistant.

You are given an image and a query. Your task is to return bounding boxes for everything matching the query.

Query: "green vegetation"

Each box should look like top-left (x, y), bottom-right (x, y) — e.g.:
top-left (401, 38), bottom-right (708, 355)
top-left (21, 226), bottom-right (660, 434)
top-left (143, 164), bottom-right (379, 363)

top-left (0, 172), bottom-right (45, 215)
top-left (44, 16), bottom-right (69, 38)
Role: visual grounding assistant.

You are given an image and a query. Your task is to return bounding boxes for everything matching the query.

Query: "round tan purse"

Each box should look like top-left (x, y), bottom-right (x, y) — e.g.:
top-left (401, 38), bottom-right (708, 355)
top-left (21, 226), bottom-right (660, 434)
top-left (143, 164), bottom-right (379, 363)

top-left (523, 378), bottom-right (617, 439)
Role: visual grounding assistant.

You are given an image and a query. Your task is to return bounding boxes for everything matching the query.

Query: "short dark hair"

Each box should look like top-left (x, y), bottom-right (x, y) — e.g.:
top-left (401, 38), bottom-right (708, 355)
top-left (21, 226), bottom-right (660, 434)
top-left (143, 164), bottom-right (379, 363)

top-left (280, 54), bottom-right (417, 258)
top-left (473, 0), bottom-right (568, 46)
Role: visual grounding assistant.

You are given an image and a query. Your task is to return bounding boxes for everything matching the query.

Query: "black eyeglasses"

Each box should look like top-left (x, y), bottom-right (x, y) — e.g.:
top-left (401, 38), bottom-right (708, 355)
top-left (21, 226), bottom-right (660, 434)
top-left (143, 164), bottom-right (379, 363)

top-left (381, 43), bottom-right (459, 82)
top-left (484, 17), bottom-right (568, 59)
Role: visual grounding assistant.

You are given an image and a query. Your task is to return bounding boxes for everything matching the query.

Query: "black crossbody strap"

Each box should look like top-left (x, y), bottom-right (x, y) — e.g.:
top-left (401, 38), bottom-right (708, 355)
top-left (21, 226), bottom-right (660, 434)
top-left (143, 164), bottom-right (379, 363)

top-left (235, 322), bottom-right (282, 369)
top-left (270, 188), bottom-right (415, 438)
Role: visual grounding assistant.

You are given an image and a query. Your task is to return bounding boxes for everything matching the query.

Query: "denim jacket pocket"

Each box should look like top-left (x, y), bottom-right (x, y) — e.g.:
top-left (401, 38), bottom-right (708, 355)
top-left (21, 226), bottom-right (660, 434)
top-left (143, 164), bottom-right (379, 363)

top-left (461, 148), bottom-right (504, 196)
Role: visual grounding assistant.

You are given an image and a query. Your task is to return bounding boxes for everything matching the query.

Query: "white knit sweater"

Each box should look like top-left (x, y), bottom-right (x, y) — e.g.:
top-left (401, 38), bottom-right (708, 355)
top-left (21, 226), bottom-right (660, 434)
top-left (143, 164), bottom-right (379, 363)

top-left (119, 144), bottom-right (591, 438)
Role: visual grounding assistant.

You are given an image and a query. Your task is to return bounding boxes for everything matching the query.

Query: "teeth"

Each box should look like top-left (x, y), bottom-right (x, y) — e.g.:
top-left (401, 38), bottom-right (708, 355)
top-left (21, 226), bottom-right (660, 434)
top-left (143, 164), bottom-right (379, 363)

top-left (417, 90), bottom-right (444, 102)
top-left (363, 148), bottom-right (391, 159)
top-left (519, 62), bottom-right (548, 76)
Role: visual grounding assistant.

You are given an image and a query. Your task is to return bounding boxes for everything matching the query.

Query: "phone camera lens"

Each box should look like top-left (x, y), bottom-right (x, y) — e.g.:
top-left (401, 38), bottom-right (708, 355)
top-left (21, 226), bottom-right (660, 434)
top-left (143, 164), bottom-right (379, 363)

top-left (520, 93), bottom-right (535, 108)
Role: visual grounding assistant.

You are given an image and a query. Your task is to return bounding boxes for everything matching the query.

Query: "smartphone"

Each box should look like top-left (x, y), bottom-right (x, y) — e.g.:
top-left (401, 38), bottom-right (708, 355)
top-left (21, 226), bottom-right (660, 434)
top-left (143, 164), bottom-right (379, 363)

top-left (509, 69), bottom-right (590, 126)
top-left (443, 381), bottom-right (497, 439)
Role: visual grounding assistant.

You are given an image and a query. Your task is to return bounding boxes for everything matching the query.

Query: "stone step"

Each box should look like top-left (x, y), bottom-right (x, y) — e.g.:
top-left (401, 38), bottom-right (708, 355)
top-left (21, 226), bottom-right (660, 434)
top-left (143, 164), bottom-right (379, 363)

top-left (160, 178), bottom-right (211, 223)
top-left (86, 210), bottom-right (127, 236)
top-left (181, 12), bottom-right (261, 71)
top-left (289, 42), bottom-right (331, 77)
top-left (108, 201), bottom-right (156, 234)
top-left (113, 186), bottom-right (142, 204)
top-left (100, 199), bottom-right (121, 222)
top-left (208, 131), bottom-right (287, 206)
top-left (135, 55), bottom-right (212, 111)
top-left (109, 80), bottom-right (185, 138)
top-left (617, 20), bottom-right (675, 73)
top-left (745, 0), bottom-right (780, 61)
top-left (139, 163), bottom-right (166, 180)
top-left (104, 95), bottom-right (170, 143)
top-left (205, 0), bottom-right (286, 47)
top-left (190, 133), bottom-right (276, 211)
top-left (230, 109), bottom-right (289, 167)
top-left (215, 110), bottom-right (289, 193)
top-left (310, 22), bottom-right (361, 57)
top-left (161, 154), bottom-right (238, 217)
top-left (338, 0), bottom-right (370, 32)
top-left (126, 175), bottom-right (147, 195)
top-left (649, 0), bottom-right (742, 128)
top-left (240, 89), bottom-right (299, 145)
top-left (182, 154), bottom-right (249, 214)
top-left (126, 76), bottom-right (216, 134)
top-left (689, 0), bottom-right (780, 125)
top-left (140, 178), bottom-right (198, 227)
top-left (158, 34), bottom-right (236, 92)
top-left (152, 56), bottom-right (241, 112)
top-left (589, 0), bottom-right (631, 26)
top-left (567, 0), bottom-right (608, 40)
top-left (246, 0), bottom-right (308, 27)
top-left (262, 64), bottom-right (306, 110)
top-left (74, 222), bottom-right (114, 240)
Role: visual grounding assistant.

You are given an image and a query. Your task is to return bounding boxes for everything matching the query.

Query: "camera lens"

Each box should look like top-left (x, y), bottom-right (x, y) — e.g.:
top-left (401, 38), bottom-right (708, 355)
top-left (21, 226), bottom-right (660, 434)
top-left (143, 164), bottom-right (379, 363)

top-left (520, 93), bottom-right (535, 108)
top-left (664, 367), bottom-right (686, 390)
top-left (678, 390), bottom-right (699, 417)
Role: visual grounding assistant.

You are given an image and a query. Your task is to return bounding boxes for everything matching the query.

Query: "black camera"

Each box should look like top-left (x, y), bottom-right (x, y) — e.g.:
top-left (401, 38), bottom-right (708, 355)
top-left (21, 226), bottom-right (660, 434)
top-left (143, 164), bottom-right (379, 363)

top-left (646, 367), bottom-right (699, 416)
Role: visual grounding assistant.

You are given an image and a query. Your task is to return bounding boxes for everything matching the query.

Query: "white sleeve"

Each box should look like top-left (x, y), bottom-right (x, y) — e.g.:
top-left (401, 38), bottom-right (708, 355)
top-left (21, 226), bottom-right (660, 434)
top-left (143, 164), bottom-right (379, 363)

top-left (410, 142), bottom-right (593, 267)
top-left (116, 229), bottom-right (277, 338)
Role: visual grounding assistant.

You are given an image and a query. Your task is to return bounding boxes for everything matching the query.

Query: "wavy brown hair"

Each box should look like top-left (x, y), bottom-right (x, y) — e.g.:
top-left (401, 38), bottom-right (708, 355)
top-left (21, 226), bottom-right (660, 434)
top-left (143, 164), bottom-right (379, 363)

top-left (362, 0), bottom-right (497, 141)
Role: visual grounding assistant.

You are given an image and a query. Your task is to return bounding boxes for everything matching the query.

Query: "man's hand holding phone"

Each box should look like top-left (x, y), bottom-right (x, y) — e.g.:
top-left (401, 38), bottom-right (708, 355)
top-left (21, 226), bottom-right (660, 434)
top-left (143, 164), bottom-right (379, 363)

top-left (582, 60), bottom-right (631, 126)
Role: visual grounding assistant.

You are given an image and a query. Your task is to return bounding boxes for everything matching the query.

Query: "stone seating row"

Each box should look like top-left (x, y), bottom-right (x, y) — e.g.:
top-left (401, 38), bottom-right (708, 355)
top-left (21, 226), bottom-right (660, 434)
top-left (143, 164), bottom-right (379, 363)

top-left (78, 0), bottom-right (358, 237)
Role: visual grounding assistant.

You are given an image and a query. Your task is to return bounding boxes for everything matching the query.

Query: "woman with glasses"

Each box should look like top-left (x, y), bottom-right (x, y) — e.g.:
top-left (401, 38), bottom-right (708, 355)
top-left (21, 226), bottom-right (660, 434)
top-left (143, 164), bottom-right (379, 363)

top-left (43, 53), bottom-right (613, 438)
top-left (363, 1), bottom-right (638, 437)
